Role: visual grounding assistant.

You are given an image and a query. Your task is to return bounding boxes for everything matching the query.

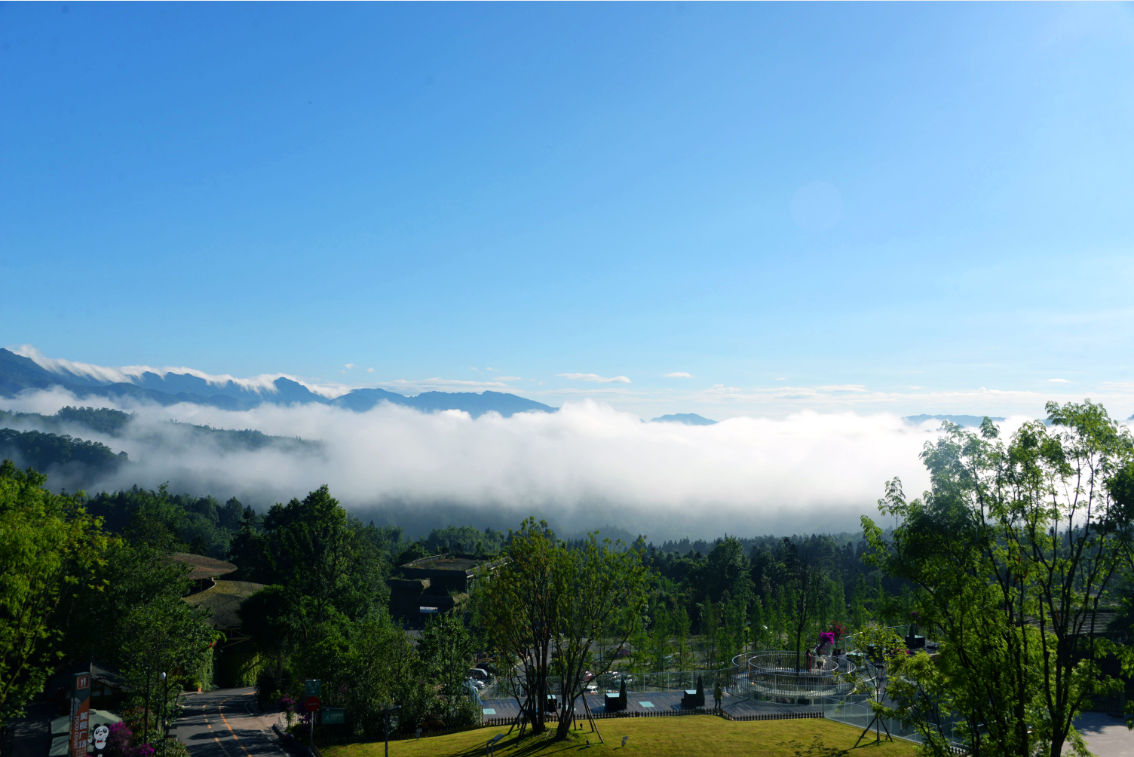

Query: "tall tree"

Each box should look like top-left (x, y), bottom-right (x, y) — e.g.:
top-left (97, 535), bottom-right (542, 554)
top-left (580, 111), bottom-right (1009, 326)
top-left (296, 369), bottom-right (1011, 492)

top-left (550, 532), bottom-right (648, 740)
top-left (417, 612), bottom-right (477, 726)
top-left (775, 537), bottom-right (827, 671)
top-left (864, 402), bottom-right (1134, 757)
top-left (238, 486), bottom-right (387, 635)
top-left (477, 519), bottom-right (559, 735)
top-left (0, 461), bottom-right (108, 729)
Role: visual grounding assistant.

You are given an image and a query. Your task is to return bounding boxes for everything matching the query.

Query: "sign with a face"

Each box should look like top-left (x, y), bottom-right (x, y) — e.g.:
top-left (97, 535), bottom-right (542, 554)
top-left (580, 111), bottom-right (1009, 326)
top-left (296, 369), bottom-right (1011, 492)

top-left (92, 724), bottom-right (110, 753)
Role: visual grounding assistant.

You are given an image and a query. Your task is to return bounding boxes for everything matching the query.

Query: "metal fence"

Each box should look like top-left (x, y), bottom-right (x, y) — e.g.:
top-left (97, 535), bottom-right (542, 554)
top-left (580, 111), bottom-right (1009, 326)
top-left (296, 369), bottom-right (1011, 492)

top-left (819, 695), bottom-right (966, 753)
top-left (478, 666), bottom-right (740, 700)
top-left (728, 650), bottom-right (865, 701)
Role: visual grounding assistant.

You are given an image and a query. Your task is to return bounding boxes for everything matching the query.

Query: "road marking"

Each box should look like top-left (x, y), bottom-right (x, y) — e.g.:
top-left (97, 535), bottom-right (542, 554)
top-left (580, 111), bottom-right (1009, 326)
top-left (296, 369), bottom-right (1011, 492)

top-left (240, 693), bottom-right (290, 757)
top-left (218, 698), bottom-right (241, 742)
top-left (214, 697), bottom-right (256, 757)
top-left (212, 733), bottom-right (235, 757)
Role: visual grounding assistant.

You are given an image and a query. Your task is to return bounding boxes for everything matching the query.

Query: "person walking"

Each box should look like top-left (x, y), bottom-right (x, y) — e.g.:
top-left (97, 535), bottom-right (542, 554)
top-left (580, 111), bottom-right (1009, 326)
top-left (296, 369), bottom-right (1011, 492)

top-left (713, 682), bottom-right (723, 711)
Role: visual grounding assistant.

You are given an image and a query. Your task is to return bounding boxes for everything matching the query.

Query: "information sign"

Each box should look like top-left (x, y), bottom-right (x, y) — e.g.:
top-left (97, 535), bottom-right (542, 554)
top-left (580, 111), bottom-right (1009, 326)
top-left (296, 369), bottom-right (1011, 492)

top-left (71, 673), bottom-right (91, 757)
top-left (322, 708), bottom-right (345, 725)
top-left (304, 679), bottom-right (322, 697)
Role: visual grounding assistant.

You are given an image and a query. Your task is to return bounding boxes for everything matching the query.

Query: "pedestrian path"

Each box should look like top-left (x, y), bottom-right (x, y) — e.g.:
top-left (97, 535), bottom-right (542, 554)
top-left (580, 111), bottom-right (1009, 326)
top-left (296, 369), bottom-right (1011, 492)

top-left (480, 690), bottom-right (817, 721)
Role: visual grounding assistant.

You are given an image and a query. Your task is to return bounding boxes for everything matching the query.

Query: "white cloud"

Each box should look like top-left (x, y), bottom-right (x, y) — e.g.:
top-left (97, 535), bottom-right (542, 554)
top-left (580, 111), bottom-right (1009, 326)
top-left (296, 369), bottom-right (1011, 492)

top-left (367, 368), bottom-right (375, 374)
top-left (8, 344), bottom-right (351, 398)
top-left (1048, 378), bottom-right (1070, 383)
top-left (665, 372), bottom-right (693, 378)
top-left (496, 376), bottom-right (522, 382)
top-left (344, 363), bottom-right (355, 370)
top-left (558, 373), bottom-right (632, 384)
top-left (379, 377), bottom-right (517, 393)
top-left (5, 389), bottom-right (972, 538)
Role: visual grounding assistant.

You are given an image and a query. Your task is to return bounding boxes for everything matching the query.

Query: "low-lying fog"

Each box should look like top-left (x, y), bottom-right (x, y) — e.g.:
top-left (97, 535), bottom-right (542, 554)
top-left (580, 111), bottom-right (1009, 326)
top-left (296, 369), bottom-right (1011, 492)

top-left (4, 388), bottom-right (1036, 540)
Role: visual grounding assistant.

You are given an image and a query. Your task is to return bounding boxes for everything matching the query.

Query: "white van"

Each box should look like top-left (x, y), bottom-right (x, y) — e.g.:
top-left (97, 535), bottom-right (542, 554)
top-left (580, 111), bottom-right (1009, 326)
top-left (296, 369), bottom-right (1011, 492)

top-left (467, 668), bottom-right (490, 681)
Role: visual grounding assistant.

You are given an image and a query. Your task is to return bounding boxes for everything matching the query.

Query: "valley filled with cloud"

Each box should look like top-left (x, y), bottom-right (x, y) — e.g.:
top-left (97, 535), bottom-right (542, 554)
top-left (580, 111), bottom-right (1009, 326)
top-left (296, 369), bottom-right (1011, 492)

top-left (3, 385), bottom-right (1009, 540)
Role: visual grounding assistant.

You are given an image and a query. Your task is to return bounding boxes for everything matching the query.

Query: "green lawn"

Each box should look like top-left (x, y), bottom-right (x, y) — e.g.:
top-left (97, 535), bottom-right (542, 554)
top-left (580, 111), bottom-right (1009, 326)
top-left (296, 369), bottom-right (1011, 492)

top-left (323, 715), bottom-right (919, 757)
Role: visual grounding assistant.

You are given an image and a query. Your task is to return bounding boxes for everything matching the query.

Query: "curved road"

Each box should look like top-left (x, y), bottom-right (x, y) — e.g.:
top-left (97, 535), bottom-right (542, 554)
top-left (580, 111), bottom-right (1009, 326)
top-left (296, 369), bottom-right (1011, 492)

top-left (174, 688), bottom-right (294, 757)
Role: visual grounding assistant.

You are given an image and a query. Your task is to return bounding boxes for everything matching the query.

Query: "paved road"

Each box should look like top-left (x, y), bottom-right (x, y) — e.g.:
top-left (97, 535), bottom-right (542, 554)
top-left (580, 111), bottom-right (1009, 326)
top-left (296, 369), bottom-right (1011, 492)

top-left (174, 688), bottom-right (293, 757)
top-left (1075, 712), bottom-right (1134, 757)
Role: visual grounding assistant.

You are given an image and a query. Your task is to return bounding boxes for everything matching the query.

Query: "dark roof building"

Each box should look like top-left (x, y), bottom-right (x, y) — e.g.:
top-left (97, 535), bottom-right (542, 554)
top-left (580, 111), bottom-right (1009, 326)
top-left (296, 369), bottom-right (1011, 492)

top-left (388, 554), bottom-right (501, 626)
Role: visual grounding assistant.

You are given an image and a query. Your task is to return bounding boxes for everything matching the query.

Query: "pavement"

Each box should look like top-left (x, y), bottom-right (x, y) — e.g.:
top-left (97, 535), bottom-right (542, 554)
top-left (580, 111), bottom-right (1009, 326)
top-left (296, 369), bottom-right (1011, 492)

top-left (174, 687), bottom-right (296, 757)
top-left (479, 689), bottom-right (816, 721)
top-left (3, 699), bottom-right (56, 757)
top-left (1074, 711), bottom-right (1134, 757)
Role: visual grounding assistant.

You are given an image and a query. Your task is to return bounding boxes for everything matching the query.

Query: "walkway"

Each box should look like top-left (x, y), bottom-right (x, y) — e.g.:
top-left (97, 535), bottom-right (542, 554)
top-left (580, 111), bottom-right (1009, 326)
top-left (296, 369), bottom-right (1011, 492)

top-left (479, 690), bottom-right (818, 721)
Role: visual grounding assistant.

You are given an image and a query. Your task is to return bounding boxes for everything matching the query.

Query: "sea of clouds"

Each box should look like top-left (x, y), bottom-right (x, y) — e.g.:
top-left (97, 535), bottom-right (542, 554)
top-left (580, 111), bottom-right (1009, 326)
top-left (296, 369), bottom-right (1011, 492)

top-left (3, 388), bottom-right (1040, 540)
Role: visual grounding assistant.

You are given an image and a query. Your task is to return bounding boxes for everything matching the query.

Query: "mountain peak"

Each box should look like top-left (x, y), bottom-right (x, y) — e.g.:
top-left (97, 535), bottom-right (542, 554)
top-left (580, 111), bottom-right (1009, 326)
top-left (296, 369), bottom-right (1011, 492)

top-left (0, 348), bottom-right (556, 418)
top-left (651, 413), bottom-right (717, 426)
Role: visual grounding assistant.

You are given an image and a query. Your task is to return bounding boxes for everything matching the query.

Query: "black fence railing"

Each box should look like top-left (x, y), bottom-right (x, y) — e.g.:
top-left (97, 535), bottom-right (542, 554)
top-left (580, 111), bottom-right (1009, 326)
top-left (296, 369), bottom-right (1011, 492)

top-left (313, 706), bottom-right (827, 746)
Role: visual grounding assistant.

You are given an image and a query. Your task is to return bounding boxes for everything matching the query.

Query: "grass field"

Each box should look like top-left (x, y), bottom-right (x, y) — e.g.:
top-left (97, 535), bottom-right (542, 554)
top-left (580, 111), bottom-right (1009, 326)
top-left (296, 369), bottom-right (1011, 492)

top-left (323, 715), bottom-right (919, 757)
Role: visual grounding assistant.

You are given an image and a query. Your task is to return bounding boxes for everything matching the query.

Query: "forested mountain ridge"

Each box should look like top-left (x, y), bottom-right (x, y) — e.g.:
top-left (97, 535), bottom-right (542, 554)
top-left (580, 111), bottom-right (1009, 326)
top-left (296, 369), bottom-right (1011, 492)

top-left (0, 428), bottom-right (129, 482)
top-left (0, 406), bottom-right (321, 453)
top-left (0, 406), bottom-right (324, 492)
top-left (0, 347), bottom-right (555, 417)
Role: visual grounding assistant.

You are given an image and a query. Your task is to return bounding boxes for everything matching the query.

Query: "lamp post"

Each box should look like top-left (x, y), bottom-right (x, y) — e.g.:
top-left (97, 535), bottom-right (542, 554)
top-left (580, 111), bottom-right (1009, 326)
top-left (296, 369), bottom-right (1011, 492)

top-left (159, 672), bottom-right (169, 757)
top-left (383, 705), bottom-right (401, 757)
top-left (143, 668), bottom-right (152, 747)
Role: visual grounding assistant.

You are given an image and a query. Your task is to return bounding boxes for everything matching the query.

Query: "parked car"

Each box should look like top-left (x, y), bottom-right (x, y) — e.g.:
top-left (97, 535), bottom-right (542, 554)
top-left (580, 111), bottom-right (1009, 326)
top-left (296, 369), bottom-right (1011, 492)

top-left (467, 668), bottom-right (490, 681)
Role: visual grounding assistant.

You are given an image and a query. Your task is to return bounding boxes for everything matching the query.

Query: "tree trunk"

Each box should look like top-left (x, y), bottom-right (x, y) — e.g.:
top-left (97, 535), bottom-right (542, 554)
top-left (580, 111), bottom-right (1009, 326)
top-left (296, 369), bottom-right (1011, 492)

top-left (555, 695), bottom-right (576, 740)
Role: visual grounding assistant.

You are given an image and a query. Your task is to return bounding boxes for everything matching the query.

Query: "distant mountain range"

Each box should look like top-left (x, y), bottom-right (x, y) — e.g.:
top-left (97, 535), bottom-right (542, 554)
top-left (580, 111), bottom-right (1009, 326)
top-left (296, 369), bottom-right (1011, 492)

top-left (651, 413), bottom-right (717, 426)
top-left (904, 414), bottom-right (1007, 427)
top-left (0, 348), bottom-right (554, 418)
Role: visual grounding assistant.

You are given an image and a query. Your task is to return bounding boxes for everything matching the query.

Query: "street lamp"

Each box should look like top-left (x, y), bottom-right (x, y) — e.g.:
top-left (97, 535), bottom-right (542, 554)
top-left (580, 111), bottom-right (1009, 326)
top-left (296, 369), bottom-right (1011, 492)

top-left (159, 672), bottom-right (169, 757)
top-left (143, 669), bottom-right (152, 747)
top-left (383, 705), bottom-right (401, 757)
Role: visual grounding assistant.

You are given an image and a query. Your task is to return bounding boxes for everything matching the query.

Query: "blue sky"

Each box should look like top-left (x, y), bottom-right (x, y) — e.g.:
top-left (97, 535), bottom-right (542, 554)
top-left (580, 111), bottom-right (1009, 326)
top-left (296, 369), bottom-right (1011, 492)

top-left (3, 2), bottom-right (1134, 419)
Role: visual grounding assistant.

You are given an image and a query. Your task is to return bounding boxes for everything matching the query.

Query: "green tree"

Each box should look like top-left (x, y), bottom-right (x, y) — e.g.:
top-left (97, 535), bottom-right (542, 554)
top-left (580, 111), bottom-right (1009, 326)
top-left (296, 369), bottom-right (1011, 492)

top-left (238, 486), bottom-right (388, 637)
top-left (550, 532), bottom-right (648, 740)
top-left (840, 625), bottom-right (908, 746)
top-left (477, 519), bottom-right (559, 735)
top-left (238, 585), bottom-right (300, 697)
top-left (864, 402), bottom-right (1134, 757)
top-left (775, 537), bottom-right (827, 671)
top-left (704, 537), bottom-right (750, 603)
top-left (673, 606), bottom-right (691, 672)
top-left (340, 613), bottom-right (424, 738)
top-left (0, 461), bottom-right (108, 728)
top-left (121, 595), bottom-right (216, 745)
top-left (699, 596), bottom-right (720, 669)
top-left (418, 612), bottom-right (477, 726)
top-left (648, 602), bottom-right (672, 673)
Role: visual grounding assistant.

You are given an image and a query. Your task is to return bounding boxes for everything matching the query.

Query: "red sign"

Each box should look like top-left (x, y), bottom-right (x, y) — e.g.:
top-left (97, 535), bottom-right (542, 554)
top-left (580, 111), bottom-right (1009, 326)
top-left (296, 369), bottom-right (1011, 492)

top-left (71, 673), bottom-right (91, 756)
top-left (304, 696), bottom-right (322, 712)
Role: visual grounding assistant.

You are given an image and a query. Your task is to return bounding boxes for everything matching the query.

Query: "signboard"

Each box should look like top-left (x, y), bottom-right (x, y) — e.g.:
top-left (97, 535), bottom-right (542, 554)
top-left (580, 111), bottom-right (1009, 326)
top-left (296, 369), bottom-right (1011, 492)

top-left (71, 673), bottom-right (91, 757)
top-left (419, 607), bottom-right (439, 614)
top-left (304, 696), bottom-right (323, 713)
top-left (304, 679), bottom-right (321, 697)
top-left (322, 708), bottom-right (345, 725)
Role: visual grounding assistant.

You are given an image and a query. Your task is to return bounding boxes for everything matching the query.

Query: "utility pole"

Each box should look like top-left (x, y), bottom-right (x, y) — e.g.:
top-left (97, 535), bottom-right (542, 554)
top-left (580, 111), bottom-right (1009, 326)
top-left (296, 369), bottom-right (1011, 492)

top-left (159, 672), bottom-right (168, 757)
